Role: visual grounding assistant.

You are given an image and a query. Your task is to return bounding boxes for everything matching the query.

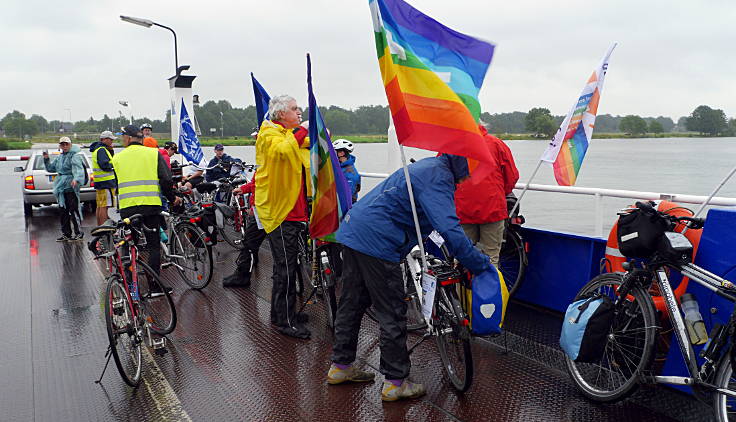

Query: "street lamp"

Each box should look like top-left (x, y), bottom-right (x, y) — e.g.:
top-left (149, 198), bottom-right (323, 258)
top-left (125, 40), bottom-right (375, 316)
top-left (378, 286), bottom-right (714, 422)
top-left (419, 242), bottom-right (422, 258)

top-left (118, 100), bottom-right (133, 124)
top-left (220, 111), bottom-right (224, 138)
top-left (120, 15), bottom-right (179, 75)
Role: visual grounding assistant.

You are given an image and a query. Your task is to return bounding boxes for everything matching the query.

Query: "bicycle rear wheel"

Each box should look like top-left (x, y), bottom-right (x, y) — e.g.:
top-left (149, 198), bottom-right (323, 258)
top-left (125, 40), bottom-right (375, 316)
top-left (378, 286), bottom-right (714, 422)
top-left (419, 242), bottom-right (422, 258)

top-left (435, 286), bottom-right (473, 392)
top-left (498, 227), bottom-right (527, 297)
top-left (714, 350), bottom-right (736, 422)
top-left (317, 246), bottom-right (338, 330)
top-left (137, 259), bottom-right (177, 335)
top-left (171, 222), bottom-right (213, 289)
top-left (104, 275), bottom-right (142, 387)
top-left (564, 273), bottom-right (657, 403)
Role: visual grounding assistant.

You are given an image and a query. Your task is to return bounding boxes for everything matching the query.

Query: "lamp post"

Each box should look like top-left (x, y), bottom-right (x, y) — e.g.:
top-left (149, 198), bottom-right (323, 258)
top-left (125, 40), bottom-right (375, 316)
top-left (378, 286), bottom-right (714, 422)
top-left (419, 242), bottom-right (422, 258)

top-left (120, 15), bottom-right (179, 75)
top-left (220, 111), bottom-right (224, 138)
top-left (118, 100), bottom-right (133, 124)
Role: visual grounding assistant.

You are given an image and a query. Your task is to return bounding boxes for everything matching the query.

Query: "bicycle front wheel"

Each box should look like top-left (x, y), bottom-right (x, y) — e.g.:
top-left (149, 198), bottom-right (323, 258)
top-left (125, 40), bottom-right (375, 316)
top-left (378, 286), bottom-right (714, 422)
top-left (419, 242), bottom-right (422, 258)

top-left (218, 207), bottom-right (246, 250)
top-left (104, 275), bottom-right (142, 387)
top-left (137, 259), bottom-right (177, 335)
top-left (435, 286), bottom-right (473, 392)
top-left (564, 273), bottom-right (657, 403)
top-left (172, 222), bottom-right (213, 289)
top-left (714, 350), bottom-right (736, 422)
top-left (498, 227), bottom-right (527, 298)
top-left (317, 247), bottom-right (338, 330)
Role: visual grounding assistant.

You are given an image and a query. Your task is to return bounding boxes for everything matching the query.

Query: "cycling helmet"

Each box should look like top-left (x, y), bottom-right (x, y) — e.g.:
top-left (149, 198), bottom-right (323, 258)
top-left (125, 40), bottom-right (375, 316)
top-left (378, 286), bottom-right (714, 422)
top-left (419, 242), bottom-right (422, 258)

top-left (332, 138), bottom-right (354, 153)
top-left (140, 123), bottom-right (153, 130)
top-left (164, 141), bottom-right (178, 153)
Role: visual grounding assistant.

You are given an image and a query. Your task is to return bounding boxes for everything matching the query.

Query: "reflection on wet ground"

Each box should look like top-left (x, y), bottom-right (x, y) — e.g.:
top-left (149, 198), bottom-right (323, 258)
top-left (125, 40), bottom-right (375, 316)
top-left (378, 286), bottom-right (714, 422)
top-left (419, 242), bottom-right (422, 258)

top-left (0, 165), bottom-right (700, 421)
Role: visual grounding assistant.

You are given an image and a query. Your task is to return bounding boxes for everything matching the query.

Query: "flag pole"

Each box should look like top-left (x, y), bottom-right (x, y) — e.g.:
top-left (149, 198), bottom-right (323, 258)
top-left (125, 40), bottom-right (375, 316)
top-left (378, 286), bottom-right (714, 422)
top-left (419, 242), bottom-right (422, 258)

top-left (399, 144), bottom-right (428, 273)
top-left (509, 160), bottom-right (543, 218)
top-left (680, 164), bottom-right (736, 235)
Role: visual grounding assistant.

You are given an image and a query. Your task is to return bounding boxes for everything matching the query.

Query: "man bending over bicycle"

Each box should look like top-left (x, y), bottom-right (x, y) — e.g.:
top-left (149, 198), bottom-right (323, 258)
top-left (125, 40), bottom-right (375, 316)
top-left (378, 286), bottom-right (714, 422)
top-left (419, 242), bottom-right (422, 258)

top-left (327, 154), bottom-right (494, 401)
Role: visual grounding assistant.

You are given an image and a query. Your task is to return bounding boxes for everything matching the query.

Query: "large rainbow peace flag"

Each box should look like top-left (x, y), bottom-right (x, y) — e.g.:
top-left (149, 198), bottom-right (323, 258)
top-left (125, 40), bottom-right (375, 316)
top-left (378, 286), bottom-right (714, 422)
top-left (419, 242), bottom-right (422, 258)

top-left (369, 0), bottom-right (495, 165)
top-left (541, 44), bottom-right (616, 186)
top-left (306, 54), bottom-right (353, 239)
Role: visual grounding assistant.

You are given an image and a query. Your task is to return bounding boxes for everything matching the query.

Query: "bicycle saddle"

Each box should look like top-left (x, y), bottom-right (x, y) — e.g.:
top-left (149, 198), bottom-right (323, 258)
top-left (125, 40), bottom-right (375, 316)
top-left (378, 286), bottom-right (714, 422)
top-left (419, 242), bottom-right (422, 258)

top-left (195, 182), bottom-right (218, 193)
top-left (91, 219), bottom-right (117, 235)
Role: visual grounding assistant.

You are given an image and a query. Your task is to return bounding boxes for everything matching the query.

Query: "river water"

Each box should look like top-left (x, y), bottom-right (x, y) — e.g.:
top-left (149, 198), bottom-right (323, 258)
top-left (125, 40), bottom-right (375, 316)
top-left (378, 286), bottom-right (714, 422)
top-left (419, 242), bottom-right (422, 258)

top-left (8, 137), bottom-right (736, 237)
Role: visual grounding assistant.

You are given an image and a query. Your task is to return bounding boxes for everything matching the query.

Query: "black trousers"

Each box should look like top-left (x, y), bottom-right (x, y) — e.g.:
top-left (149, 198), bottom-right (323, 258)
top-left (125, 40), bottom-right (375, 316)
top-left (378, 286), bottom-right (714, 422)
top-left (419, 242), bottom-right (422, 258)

top-left (233, 215), bottom-right (267, 278)
top-left (331, 247), bottom-right (409, 380)
top-left (267, 221), bottom-right (304, 328)
top-left (120, 211), bottom-right (162, 276)
top-left (59, 191), bottom-right (81, 237)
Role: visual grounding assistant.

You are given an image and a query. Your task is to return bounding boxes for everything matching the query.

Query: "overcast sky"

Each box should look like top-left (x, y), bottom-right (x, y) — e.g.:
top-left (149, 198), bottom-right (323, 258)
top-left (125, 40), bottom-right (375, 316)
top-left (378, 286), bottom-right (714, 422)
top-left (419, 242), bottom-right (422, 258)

top-left (2, 0), bottom-right (736, 122)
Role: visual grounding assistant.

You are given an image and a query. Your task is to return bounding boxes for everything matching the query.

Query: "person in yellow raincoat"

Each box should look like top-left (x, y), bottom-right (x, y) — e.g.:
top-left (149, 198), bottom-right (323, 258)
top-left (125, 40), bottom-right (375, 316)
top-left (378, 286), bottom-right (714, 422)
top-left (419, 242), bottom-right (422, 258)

top-left (255, 94), bottom-right (312, 339)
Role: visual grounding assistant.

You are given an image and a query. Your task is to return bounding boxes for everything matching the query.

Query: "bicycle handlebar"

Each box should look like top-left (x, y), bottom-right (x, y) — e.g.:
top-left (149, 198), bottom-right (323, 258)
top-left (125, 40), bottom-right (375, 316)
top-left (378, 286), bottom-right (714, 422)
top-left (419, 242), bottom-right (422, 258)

top-left (632, 201), bottom-right (705, 229)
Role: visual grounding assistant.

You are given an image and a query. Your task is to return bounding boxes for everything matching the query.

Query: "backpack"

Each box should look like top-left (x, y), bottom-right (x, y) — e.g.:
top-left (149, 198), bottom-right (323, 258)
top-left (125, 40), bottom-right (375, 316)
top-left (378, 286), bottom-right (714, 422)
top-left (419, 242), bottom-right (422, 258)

top-left (560, 294), bottom-right (615, 362)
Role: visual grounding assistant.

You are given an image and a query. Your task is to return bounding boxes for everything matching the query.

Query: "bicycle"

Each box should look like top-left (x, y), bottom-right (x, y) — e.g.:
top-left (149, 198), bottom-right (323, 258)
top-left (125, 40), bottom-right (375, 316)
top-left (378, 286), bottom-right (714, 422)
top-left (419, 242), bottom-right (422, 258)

top-left (365, 247), bottom-right (427, 333)
top-left (299, 240), bottom-right (340, 330)
top-left (160, 208), bottom-right (213, 290)
top-left (498, 193), bottom-right (528, 298)
top-left (91, 214), bottom-right (177, 387)
top-left (406, 253), bottom-right (474, 392)
top-left (565, 201), bottom-right (736, 421)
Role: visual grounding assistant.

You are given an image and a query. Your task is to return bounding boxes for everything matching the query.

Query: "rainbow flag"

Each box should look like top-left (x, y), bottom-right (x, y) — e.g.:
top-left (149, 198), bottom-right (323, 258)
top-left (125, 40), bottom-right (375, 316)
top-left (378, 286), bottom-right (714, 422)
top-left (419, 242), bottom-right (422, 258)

top-left (541, 44), bottom-right (616, 186)
top-left (369, 0), bottom-right (495, 165)
top-left (306, 54), bottom-right (353, 239)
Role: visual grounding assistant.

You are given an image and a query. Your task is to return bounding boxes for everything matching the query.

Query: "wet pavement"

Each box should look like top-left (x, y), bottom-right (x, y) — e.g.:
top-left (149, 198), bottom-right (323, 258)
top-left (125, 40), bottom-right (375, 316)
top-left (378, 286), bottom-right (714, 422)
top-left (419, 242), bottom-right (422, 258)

top-left (0, 160), bottom-right (707, 422)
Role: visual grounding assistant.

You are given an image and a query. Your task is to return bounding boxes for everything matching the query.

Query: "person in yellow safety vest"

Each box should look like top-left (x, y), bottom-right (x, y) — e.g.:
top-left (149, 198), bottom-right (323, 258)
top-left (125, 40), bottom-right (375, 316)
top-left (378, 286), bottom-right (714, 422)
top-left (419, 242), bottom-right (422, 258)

top-left (112, 125), bottom-right (181, 294)
top-left (89, 130), bottom-right (117, 226)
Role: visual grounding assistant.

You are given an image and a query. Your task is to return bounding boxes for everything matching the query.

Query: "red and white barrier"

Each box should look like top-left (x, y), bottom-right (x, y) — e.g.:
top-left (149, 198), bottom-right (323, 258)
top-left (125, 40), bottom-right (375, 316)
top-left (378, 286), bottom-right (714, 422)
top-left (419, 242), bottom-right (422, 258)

top-left (0, 156), bottom-right (30, 161)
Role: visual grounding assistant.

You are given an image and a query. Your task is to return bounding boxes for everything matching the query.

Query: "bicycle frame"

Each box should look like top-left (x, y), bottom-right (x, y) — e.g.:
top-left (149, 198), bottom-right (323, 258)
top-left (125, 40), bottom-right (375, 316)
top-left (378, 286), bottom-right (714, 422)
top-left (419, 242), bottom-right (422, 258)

top-left (648, 261), bottom-right (736, 398)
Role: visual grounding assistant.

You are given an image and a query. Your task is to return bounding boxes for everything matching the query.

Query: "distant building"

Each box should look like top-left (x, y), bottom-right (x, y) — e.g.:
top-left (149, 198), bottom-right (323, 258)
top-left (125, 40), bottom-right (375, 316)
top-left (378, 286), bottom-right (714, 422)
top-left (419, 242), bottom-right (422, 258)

top-left (59, 122), bottom-right (74, 133)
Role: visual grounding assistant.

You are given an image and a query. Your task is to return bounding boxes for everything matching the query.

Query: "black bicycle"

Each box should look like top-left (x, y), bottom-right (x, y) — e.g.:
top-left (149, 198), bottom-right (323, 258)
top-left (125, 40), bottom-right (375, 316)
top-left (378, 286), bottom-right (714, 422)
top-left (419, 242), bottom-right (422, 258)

top-left (566, 201), bottom-right (736, 422)
top-left (498, 193), bottom-right (528, 298)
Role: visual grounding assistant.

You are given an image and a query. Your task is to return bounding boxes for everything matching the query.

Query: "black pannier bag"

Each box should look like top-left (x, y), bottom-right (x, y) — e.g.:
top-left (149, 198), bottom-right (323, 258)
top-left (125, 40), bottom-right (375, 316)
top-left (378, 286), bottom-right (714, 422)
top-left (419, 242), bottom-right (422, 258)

top-left (560, 294), bottom-right (615, 363)
top-left (617, 203), bottom-right (670, 258)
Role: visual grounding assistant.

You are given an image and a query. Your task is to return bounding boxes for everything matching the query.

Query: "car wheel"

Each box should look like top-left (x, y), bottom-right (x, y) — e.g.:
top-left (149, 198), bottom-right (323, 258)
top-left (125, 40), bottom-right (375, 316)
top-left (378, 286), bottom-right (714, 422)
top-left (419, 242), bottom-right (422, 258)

top-left (84, 201), bottom-right (96, 214)
top-left (23, 202), bottom-right (32, 216)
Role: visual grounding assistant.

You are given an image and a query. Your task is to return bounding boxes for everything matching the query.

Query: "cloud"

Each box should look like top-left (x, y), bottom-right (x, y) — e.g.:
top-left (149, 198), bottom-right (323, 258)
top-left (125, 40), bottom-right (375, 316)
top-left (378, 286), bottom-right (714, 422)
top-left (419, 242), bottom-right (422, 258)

top-left (2, 0), bottom-right (736, 122)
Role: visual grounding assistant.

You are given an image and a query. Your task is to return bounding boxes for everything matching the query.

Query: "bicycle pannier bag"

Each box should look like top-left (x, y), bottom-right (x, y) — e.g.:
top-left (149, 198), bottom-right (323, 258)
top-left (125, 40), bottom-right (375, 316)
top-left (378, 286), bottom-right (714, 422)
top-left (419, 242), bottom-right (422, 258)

top-left (617, 207), bottom-right (669, 258)
top-left (560, 294), bottom-right (615, 363)
top-left (465, 268), bottom-right (509, 335)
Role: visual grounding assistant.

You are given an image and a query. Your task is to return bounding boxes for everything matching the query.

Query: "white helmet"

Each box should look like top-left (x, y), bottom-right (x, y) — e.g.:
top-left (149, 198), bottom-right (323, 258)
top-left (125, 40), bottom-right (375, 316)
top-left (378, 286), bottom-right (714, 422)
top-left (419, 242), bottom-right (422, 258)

top-left (332, 138), bottom-right (354, 153)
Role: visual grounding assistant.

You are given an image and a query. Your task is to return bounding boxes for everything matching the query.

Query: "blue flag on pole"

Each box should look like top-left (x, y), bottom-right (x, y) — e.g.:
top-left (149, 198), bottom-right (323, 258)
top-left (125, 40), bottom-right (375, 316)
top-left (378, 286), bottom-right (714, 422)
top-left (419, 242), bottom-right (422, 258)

top-left (251, 73), bottom-right (271, 128)
top-left (178, 99), bottom-right (204, 165)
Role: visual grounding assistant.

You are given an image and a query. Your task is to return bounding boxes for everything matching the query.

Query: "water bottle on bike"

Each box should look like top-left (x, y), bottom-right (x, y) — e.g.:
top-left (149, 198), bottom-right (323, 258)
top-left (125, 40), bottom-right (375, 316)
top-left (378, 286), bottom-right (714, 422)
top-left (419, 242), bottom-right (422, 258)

top-left (681, 293), bottom-right (708, 345)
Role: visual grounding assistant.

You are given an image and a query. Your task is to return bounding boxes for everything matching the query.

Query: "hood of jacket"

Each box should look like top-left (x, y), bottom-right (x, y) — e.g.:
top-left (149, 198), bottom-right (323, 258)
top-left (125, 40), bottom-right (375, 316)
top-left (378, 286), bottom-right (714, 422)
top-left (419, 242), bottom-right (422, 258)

top-left (340, 154), bottom-right (356, 168)
top-left (88, 141), bottom-right (109, 152)
top-left (440, 154), bottom-right (469, 184)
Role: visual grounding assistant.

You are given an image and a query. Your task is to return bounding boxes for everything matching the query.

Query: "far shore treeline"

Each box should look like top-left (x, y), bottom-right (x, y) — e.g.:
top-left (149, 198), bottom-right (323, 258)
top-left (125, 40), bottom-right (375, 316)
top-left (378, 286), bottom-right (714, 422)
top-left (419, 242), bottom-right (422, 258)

top-left (1, 102), bottom-right (735, 150)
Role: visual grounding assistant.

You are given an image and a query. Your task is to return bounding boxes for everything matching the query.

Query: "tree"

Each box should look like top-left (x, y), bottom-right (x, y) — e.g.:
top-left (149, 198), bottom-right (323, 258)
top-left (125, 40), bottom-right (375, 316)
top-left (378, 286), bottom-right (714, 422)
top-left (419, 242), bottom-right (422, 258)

top-left (619, 115), bottom-right (647, 135)
top-left (648, 120), bottom-right (664, 134)
top-left (686, 105), bottom-right (727, 135)
top-left (525, 107), bottom-right (556, 137)
top-left (0, 111), bottom-right (39, 138)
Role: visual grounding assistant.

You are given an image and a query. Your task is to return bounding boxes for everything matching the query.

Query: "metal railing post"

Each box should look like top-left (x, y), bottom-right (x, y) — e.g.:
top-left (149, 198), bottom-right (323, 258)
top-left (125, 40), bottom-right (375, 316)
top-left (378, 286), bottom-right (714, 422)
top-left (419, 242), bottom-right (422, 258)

top-left (594, 193), bottom-right (603, 238)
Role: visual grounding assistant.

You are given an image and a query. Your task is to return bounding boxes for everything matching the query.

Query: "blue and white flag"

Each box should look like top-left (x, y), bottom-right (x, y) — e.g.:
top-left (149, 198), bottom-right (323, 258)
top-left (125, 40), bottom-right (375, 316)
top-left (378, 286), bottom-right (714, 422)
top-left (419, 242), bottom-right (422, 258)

top-left (178, 99), bottom-right (204, 165)
top-left (251, 73), bottom-right (271, 128)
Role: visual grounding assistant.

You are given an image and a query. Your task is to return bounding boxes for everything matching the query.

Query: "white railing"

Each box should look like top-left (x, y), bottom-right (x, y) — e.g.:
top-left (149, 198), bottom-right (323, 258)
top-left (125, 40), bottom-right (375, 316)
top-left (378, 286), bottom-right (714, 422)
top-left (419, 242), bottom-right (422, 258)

top-left (360, 172), bottom-right (736, 238)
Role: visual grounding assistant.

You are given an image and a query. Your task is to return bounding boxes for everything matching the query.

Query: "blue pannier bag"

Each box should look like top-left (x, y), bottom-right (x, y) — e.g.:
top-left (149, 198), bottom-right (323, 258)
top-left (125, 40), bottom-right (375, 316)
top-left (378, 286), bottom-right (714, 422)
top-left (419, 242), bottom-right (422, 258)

top-left (560, 294), bottom-right (615, 363)
top-left (466, 268), bottom-right (508, 335)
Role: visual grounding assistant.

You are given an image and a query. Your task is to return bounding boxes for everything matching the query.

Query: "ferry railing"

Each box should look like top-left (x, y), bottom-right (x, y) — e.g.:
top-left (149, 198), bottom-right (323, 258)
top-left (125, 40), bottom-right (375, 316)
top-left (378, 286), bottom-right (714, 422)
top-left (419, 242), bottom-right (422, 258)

top-left (360, 172), bottom-right (736, 238)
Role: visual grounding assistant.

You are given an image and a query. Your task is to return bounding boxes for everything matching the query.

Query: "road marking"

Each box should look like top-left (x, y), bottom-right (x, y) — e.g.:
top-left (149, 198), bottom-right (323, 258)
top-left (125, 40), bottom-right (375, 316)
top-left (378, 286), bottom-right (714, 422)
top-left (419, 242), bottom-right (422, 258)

top-left (141, 349), bottom-right (193, 422)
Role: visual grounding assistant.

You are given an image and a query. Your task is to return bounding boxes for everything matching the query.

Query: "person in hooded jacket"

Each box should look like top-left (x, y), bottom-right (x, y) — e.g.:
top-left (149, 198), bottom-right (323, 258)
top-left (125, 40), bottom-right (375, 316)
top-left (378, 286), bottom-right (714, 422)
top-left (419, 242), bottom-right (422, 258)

top-left (455, 124), bottom-right (519, 266)
top-left (327, 154), bottom-right (494, 402)
top-left (205, 144), bottom-right (236, 182)
top-left (89, 131), bottom-right (117, 225)
top-left (44, 137), bottom-right (86, 241)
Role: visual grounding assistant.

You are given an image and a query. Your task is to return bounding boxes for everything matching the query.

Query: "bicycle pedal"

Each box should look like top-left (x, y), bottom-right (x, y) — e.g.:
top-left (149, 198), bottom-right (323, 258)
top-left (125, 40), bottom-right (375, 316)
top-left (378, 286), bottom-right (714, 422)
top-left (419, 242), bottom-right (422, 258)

top-left (154, 347), bottom-right (168, 356)
top-left (151, 336), bottom-right (166, 349)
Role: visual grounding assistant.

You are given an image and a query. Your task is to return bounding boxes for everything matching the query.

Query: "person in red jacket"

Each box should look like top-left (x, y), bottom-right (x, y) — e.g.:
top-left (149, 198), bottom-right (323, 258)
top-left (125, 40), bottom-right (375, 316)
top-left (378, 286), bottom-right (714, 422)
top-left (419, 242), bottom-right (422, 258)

top-left (454, 123), bottom-right (519, 266)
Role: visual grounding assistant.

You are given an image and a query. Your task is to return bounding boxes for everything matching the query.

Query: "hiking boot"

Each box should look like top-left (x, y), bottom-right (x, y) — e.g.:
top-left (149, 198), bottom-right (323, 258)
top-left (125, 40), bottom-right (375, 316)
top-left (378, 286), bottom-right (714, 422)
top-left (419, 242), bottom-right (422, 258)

top-left (56, 235), bottom-right (72, 242)
top-left (381, 380), bottom-right (426, 402)
top-left (326, 364), bottom-right (375, 385)
top-left (73, 232), bottom-right (84, 241)
top-left (276, 324), bottom-right (311, 339)
top-left (223, 272), bottom-right (251, 288)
